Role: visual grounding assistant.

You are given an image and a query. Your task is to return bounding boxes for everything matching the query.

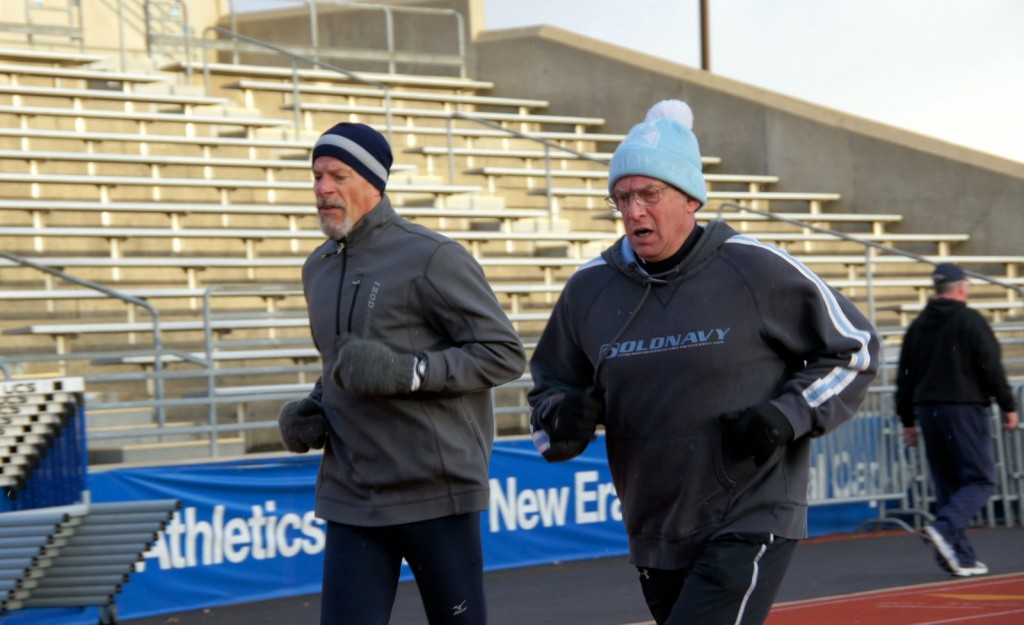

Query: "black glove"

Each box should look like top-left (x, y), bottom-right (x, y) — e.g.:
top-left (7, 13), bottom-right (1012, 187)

top-left (719, 403), bottom-right (794, 466)
top-left (534, 388), bottom-right (604, 443)
top-left (332, 338), bottom-right (415, 396)
top-left (278, 397), bottom-right (328, 453)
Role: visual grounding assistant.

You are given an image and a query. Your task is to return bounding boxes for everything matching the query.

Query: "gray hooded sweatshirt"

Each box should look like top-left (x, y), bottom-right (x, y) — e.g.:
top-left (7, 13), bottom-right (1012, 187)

top-left (528, 220), bottom-right (879, 570)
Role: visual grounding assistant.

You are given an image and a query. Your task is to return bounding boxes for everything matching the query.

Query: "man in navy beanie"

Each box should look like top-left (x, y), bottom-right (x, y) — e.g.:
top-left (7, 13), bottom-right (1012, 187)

top-left (278, 122), bottom-right (526, 624)
top-left (528, 101), bottom-right (879, 625)
top-left (897, 262), bottom-right (1018, 577)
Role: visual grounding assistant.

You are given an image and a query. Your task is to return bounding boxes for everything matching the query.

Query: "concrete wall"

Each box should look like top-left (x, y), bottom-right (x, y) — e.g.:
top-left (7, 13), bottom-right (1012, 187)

top-left (471, 25), bottom-right (1024, 256)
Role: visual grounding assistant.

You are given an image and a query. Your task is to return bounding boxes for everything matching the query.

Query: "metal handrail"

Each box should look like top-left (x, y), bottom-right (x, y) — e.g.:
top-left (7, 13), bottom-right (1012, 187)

top-left (200, 25), bottom-right (394, 142)
top-left (227, 0), bottom-right (467, 77)
top-left (444, 111), bottom-right (609, 222)
top-left (713, 201), bottom-right (1024, 304)
top-left (713, 201), bottom-right (1024, 385)
top-left (0, 250), bottom-right (168, 426)
top-left (144, 0), bottom-right (191, 78)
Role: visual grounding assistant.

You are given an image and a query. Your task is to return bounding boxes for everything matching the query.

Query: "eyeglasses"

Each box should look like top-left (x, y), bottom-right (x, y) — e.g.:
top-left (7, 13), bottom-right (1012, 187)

top-left (604, 185), bottom-right (672, 211)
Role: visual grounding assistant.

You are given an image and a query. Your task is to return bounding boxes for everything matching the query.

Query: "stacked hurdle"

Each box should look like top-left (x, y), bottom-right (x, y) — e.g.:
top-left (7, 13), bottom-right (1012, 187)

top-left (1, 377), bottom-right (87, 511)
top-left (0, 377), bottom-right (179, 624)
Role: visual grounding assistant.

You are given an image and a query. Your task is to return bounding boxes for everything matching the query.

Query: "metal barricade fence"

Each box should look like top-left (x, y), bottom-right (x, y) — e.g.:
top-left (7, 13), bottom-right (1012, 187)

top-left (807, 388), bottom-right (924, 531)
top-left (810, 384), bottom-right (1024, 531)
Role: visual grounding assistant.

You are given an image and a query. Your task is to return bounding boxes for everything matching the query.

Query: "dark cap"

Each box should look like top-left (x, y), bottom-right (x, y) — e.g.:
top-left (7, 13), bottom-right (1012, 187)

top-left (311, 122), bottom-right (392, 194)
top-left (932, 262), bottom-right (966, 286)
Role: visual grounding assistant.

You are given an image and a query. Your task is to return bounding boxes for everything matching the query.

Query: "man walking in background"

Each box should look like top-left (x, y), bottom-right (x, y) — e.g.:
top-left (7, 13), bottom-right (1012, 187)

top-left (896, 262), bottom-right (1019, 577)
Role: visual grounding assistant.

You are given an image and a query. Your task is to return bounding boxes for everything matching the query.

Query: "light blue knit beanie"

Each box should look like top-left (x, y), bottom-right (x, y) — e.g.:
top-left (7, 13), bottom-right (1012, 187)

top-left (608, 100), bottom-right (707, 207)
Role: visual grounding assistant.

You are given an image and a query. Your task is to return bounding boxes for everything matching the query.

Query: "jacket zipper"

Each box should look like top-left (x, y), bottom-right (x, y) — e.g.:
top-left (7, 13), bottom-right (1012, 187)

top-left (334, 242), bottom-right (347, 337)
top-left (347, 279), bottom-right (362, 335)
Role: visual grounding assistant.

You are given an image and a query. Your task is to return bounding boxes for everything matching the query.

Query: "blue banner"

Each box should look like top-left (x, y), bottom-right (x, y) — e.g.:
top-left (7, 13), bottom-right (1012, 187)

top-left (3, 435), bottom-right (873, 625)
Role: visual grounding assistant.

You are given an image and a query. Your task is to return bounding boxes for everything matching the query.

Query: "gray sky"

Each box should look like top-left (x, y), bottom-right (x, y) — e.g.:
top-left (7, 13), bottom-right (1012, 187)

top-left (236, 0), bottom-right (1024, 164)
top-left (486, 0), bottom-right (1024, 164)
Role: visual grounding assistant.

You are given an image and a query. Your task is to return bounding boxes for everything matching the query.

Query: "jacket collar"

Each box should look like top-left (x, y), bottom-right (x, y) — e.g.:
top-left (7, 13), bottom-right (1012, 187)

top-left (606, 220), bottom-right (737, 284)
top-left (337, 194), bottom-right (398, 251)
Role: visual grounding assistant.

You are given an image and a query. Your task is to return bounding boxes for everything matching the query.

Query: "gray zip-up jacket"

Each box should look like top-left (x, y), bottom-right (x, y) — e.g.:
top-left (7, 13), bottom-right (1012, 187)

top-left (303, 197), bottom-right (526, 526)
top-left (528, 221), bottom-right (879, 570)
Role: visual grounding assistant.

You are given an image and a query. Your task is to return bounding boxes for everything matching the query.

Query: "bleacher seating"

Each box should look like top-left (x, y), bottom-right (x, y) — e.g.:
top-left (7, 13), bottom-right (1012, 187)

top-left (0, 36), bottom-right (1019, 469)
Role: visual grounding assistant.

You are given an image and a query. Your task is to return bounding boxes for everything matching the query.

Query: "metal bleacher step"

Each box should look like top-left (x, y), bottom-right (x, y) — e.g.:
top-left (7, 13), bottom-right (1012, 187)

top-left (88, 436), bottom-right (246, 466)
top-left (86, 421), bottom-right (208, 448)
top-left (84, 407), bottom-right (155, 430)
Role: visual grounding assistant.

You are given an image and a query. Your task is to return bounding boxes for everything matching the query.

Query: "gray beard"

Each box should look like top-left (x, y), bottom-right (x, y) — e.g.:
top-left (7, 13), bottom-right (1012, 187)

top-left (319, 213), bottom-right (352, 240)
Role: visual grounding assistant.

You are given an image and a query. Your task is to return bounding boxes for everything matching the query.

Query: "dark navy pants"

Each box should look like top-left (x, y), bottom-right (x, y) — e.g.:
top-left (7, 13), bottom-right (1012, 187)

top-left (320, 512), bottom-right (486, 625)
top-left (916, 404), bottom-right (997, 567)
top-left (637, 532), bottom-right (797, 625)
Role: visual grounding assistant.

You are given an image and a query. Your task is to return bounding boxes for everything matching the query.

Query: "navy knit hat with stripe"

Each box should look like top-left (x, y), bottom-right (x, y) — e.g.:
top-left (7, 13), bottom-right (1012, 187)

top-left (311, 122), bottom-right (392, 194)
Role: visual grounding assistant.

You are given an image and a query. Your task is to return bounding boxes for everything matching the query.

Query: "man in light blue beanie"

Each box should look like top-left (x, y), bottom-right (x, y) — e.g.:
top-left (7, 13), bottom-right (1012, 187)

top-left (529, 100), bottom-right (879, 625)
top-left (608, 99), bottom-right (707, 207)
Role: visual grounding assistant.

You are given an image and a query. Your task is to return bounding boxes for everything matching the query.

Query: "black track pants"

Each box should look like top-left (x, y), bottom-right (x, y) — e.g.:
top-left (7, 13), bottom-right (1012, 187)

top-left (320, 512), bottom-right (486, 625)
top-left (637, 532), bottom-right (797, 625)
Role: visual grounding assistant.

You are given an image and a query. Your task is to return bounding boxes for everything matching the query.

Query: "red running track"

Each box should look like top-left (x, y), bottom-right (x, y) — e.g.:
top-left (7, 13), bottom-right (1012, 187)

top-left (766, 572), bottom-right (1024, 625)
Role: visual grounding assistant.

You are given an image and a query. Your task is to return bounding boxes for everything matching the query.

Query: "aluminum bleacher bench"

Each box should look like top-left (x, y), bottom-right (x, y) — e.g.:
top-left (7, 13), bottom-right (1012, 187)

top-left (589, 218), bottom-right (961, 254)
top-left (0, 149), bottom-right (318, 172)
top-left (0, 150), bottom-right (411, 180)
top-left (0, 47), bottom-right (105, 65)
top-left (466, 166), bottom-right (779, 193)
top-left (532, 187), bottom-right (843, 209)
top-left (0, 84), bottom-right (230, 109)
top-left (884, 300), bottom-right (1024, 326)
top-left (4, 316), bottom-right (310, 337)
top-left (0, 199), bottom-right (544, 231)
top-left (365, 122), bottom-right (626, 146)
top-left (0, 287), bottom-right (301, 302)
top-left (695, 211), bottom-right (902, 234)
top-left (757, 232), bottom-right (968, 255)
top-left (792, 255), bottom-right (1024, 281)
top-left (93, 347), bottom-right (321, 367)
top-left (197, 382), bottom-right (314, 397)
top-left (161, 61), bottom-right (497, 91)
top-left (223, 79), bottom-right (549, 112)
top-left (0, 173), bottom-right (480, 204)
top-left (3, 316), bottom-right (311, 355)
top-left (5, 309), bottom-right (554, 340)
top-left (0, 104), bottom-right (293, 135)
top-left (0, 126), bottom-right (314, 154)
top-left (0, 63), bottom-right (167, 86)
top-left (435, 229), bottom-right (619, 258)
top-left (288, 102), bottom-right (607, 132)
top-left (0, 255), bottom-right (582, 291)
top-left (0, 222), bottom-right (610, 259)
top-left (407, 146), bottom-right (723, 166)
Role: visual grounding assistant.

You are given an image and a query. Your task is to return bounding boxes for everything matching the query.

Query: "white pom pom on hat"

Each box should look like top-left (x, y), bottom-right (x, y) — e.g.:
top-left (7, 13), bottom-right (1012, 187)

top-left (608, 100), bottom-right (707, 206)
top-left (644, 100), bottom-right (694, 129)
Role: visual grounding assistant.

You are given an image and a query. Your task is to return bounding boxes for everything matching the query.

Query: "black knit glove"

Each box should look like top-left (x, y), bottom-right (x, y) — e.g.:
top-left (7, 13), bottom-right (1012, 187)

top-left (332, 338), bottom-right (415, 396)
top-left (278, 397), bottom-right (328, 453)
top-left (534, 388), bottom-right (604, 443)
top-left (719, 403), bottom-right (794, 466)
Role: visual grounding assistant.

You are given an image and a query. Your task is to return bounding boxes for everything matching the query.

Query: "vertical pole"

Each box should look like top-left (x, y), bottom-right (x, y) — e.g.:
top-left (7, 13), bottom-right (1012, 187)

top-left (700, 0), bottom-right (711, 71)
